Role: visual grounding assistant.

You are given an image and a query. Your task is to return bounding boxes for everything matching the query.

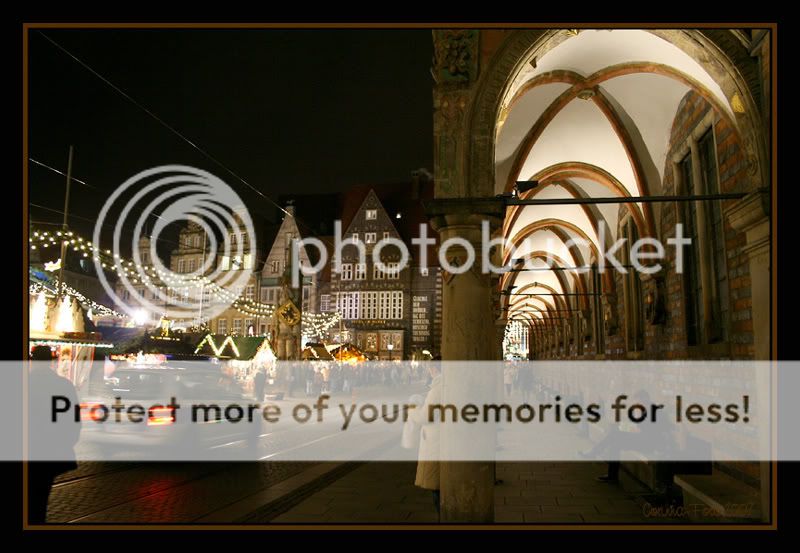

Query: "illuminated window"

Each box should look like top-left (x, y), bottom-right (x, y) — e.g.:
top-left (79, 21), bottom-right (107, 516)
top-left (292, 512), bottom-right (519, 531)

top-left (355, 263), bottom-right (366, 280)
top-left (365, 232), bottom-right (376, 244)
top-left (217, 318), bottom-right (228, 334)
top-left (341, 263), bottom-right (353, 280)
top-left (366, 209), bottom-right (377, 220)
top-left (232, 318), bottom-right (243, 335)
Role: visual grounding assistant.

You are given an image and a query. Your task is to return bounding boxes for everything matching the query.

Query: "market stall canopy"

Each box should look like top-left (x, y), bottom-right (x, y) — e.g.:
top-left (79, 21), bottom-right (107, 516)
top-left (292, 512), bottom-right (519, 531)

top-left (194, 334), bottom-right (276, 361)
top-left (302, 343), bottom-right (335, 361)
top-left (109, 329), bottom-right (200, 358)
top-left (326, 342), bottom-right (370, 362)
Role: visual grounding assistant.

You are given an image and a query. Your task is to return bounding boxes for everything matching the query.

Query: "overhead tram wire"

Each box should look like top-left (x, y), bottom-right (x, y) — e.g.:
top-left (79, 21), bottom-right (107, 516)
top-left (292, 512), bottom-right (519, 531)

top-left (37, 31), bottom-right (333, 256)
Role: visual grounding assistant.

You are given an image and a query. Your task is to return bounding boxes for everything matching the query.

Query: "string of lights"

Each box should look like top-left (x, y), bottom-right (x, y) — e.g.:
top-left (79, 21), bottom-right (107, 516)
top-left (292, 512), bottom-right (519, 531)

top-left (29, 227), bottom-right (343, 329)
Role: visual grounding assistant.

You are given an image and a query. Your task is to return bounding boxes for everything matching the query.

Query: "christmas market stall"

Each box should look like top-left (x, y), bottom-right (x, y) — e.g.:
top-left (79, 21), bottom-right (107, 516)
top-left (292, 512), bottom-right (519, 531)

top-left (29, 289), bottom-right (114, 388)
top-left (193, 334), bottom-right (277, 395)
top-left (326, 342), bottom-right (371, 363)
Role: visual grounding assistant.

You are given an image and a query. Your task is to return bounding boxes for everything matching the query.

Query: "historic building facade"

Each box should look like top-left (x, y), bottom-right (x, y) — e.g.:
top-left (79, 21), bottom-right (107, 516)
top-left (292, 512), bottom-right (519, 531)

top-left (330, 184), bottom-right (442, 359)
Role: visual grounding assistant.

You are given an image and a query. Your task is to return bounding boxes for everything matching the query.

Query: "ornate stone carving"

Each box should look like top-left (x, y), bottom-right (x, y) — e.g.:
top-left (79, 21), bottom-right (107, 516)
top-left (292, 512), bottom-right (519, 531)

top-left (432, 30), bottom-right (479, 83)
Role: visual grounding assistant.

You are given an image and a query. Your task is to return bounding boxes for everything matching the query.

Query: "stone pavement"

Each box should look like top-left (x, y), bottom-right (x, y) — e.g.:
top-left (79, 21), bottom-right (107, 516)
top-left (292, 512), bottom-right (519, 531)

top-left (270, 458), bottom-right (672, 524)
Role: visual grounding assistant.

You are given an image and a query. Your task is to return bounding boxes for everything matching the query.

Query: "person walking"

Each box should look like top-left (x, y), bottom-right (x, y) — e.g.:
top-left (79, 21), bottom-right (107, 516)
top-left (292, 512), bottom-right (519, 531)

top-left (503, 364), bottom-right (515, 397)
top-left (28, 345), bottom-right (81, 524)
top-left (517, 364), bottom-right (534, 403)
top-left (410, 361), bottom-right (442, 518)
top-left (252, 368), bottom-right (267, 403)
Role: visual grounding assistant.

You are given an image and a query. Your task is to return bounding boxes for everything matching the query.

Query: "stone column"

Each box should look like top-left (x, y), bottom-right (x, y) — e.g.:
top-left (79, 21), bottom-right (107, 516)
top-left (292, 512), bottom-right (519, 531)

top-left (726, 191), bottom-right (771, 360)
top-left (725, 190), bottom-right (771, 522)
top-left (426, 197), bottom-right (505, 523)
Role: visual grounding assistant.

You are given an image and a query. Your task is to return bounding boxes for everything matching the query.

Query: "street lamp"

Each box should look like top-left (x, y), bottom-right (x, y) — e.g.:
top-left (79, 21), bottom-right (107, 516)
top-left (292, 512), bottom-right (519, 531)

top-left (387, 342), bottom-right (394, 361)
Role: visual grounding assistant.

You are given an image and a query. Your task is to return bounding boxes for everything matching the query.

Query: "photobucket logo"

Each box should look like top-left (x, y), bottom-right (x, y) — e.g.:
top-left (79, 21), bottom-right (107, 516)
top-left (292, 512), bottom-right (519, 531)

top-left (93, 166), bottom-right (256, 323)
top-left (290, 220), bottom-right (692, 284)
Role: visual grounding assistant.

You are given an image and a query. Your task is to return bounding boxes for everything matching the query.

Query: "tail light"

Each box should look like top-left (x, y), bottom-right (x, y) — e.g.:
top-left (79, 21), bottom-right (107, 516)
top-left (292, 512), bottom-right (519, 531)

top-left (148, 407), bottom-right (175, 426)
top-left (79, 402), bottom-right (106, 422)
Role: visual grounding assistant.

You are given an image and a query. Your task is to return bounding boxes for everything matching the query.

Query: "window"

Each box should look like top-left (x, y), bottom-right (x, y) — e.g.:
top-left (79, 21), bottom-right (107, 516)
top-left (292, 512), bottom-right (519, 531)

top-left (262, 288), bottom-right (277, 304)
top-left (681, 155), bottom-right (703, 347)
top-left (320, 294), bottom-right (331, 312)
top-left (245, 318), bottom-right (254, 334)
top-left (187, 258), bottom-right (196, 273)
top-left (383, 232), bottom-right (390, 240)
top-left (379, 291), bottom-right (391, 319)
top-left (621, 218), bottom-right (644, 352)
top-left (391, 291), bottom-right (403, 320)
top-left (177, 259), bottom-right (186, 273)
top-left (217, 318), bottom-right (228, 334)
top-left (680, 128), bottom-right (729, 346)
top-left (387, 262), bottom-right (400, 279)
top-left (245, 285), bottom-right (255, 301)
top-left (193, 234), bottom-right (201, 248)
top-left (203, 287), bottom-right (211, 305)
top-left (141, 251), bottom-right (150, 265)
top-left (232, 318), bottom-right (243, 335)
top-left (366, 209), bottom-right (377, 220)
top-left (229, 233), bottom-right (237, 247)
top-left (271, 260), bottom-right (282, 274)
top-left (340, 292), bottom-right (361, 320)
top-left (243, 253), bottom-right (253, 270)
top-left (698, 129), bottom-right (729, 343)
top-left (365, 232), bottom-right (376, 244)
top-left (341, 263), bottom-right (353, 280)
top-left (352, 233), bottom-right (359, 243)
top-left (363, 291), bottom-right (378, 319)
top-left (241, 233), bottom-right (248, 247)
top-left (355, 263), bottom-right (366, 280)
top-left (221, 256), bottom-right (230, 271)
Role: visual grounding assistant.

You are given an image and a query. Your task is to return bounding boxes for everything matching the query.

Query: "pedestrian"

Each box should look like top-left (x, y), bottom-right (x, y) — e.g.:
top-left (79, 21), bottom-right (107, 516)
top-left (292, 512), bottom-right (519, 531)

top-left (503, 364), bottom-right (515, 397)
top-left (28, 345), bottom-right (81, 524)
top-left (517, 364), bottom-right (534, 403)
top-left (409, 360), bottom-right (442, 517)
top-left (252, 367), bottom-right (266, 403)
top-left (579, 390), bottom-right (675, 482)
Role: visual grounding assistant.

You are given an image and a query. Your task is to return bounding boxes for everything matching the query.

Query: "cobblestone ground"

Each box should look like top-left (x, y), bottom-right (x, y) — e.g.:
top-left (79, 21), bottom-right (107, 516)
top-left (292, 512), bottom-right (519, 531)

top-left (48, 461), bottom-right (317, 523)
top-left (271, 460), bottom-right (681, 524)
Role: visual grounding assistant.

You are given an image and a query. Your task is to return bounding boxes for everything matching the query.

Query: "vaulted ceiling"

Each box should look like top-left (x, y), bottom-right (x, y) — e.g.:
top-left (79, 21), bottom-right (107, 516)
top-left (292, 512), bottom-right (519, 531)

top-left (497, 30), bottom-right (737, 325)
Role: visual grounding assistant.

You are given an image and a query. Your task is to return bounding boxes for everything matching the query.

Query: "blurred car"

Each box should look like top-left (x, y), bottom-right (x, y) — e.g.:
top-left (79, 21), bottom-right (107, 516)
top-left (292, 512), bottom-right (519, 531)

top-left (79, 363), bottom-right (254, 457)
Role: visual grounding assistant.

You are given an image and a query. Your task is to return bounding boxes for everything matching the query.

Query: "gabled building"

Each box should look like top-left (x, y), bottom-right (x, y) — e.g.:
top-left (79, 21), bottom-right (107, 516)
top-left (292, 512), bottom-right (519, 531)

top-left (331, 173), bottom-right (441, 359)
top-left (259, 202), bottom-right (322, 338)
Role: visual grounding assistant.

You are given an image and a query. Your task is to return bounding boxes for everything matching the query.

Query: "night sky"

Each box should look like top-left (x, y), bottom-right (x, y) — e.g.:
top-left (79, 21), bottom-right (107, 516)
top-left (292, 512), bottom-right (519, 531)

top-left (28, 28), bottom-right (434, 249)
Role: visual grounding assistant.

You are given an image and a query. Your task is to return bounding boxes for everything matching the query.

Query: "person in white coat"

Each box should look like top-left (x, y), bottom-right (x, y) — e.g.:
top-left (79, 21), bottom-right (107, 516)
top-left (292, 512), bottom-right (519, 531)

top-left (410, 361), bottom-right (442, 514)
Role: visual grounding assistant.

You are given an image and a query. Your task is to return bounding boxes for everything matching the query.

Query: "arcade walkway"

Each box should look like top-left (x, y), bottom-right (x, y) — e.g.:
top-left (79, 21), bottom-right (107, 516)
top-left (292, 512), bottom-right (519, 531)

top-left (267, 457), bottom-right (669, 524)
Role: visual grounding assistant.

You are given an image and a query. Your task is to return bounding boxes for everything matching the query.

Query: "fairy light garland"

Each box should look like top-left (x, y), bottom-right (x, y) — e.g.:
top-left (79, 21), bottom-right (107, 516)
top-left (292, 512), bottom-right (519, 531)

top-left (29, 280), bottom-right (127, 319)
top-left (29, 228), bottom-right (343, 328)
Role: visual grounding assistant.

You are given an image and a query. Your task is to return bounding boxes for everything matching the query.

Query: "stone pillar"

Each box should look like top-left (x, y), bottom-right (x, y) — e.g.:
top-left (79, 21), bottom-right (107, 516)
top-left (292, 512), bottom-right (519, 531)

top-left (726, 191), bottom-right (771, 360)
top-left (426, 197), bottom-right (505, 523)
top-left (725, 190), bottom-right (771, 522)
